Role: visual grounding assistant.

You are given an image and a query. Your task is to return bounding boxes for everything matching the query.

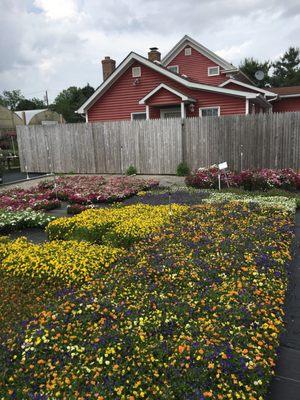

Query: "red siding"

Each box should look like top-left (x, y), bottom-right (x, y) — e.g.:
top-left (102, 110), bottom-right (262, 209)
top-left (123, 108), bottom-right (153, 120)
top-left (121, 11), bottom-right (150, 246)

top-left (272, 97), bottom-right (300, 112)
top-left (146, 87), bottom-right (182, 106)
top-left (166, 46), bottom-right (228, 85)
top-left (87, 61), bottom-right (247, 121)
top-left (223, 82), bottom-right (259, 93)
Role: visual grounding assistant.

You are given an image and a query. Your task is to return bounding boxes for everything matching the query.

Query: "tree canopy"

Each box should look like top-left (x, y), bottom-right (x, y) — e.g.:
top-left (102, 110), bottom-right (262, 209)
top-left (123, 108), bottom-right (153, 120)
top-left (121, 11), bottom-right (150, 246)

top-left (51, 84), bottom-right (95, 123)
top-left (0, 90), bottom-right (24, 110)
top-left (271, 47), bottom-right (300, 87)
top-left (240, 47), bottom-right (300, 88)
top-left (0, 90), bottom-right (45, 111)
top-left (239, 58), bottom-right (271, 88)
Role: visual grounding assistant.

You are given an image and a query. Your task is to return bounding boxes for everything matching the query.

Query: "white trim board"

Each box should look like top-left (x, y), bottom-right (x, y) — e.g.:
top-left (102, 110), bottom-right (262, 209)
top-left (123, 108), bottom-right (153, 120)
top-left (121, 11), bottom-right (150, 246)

top-left (279, 94), bottom-right (300, 98)
top-left (76, 52), bottom-right (260, 114)
top-left (219, 78), bottom-right (277, 97)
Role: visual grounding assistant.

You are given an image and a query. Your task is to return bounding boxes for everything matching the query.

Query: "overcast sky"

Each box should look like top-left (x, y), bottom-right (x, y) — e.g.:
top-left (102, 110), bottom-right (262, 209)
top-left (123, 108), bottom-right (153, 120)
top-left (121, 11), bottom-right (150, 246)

top-left (1, 0), bottom-right (299, 102)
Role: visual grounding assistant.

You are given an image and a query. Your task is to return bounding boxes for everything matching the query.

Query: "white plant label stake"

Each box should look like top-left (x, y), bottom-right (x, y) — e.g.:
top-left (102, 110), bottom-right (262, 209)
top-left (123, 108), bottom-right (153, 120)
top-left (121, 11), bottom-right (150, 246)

top-left (218, 162), bottom-right (229, 190)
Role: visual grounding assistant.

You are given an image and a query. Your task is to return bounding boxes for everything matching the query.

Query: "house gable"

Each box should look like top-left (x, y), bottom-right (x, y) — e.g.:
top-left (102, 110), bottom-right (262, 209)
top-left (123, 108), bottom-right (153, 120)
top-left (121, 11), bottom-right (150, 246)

top-left (162, 36), bottom-right (255, 85)
top-left (165, 44), bottom-right (229, 85)
top-left (78, 52), bottom-right (258, 116)
top-left (161, 35), bottom-right (235, 70)
top-left (145, 87), bottom-right (181, 105)
top-left (87, 60), bottom-right (253, 122)
top-left (139, 83), bottom-right (195, 105)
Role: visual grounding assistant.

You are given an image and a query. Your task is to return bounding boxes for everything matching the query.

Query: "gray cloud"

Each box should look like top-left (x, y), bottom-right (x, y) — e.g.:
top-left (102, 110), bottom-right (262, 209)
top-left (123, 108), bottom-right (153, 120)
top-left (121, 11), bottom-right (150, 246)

top-left (0, 0), bottom-right (299, 101)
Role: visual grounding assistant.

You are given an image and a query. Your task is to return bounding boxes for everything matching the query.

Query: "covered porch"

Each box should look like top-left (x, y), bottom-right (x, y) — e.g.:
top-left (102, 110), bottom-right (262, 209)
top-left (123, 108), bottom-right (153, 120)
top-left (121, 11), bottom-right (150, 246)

top-left (139, 83), bottom-right (196, 119)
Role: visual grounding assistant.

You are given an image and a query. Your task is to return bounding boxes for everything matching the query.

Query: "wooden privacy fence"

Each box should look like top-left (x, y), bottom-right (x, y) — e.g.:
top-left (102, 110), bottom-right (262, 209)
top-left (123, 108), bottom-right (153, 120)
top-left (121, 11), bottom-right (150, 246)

top-left (17, 112), bottom-right (300, 174)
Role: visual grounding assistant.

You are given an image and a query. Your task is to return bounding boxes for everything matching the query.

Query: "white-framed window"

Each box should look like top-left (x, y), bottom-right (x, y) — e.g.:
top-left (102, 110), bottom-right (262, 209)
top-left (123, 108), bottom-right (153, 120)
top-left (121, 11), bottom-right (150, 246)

top-left (167, 65), bottom-right (179, 73)
top-left (131, 112), bottom-right (147, 120)
top-left (185, 47), bottom-right (192, 56)
top-left (199, 107), bottom-right (220, 117)
top-left (208, 66), bottom-right (220, 76)
top-left (132, 66), bottom-right (141, 78)
top-left (160, 107), bottom-right (181, 119)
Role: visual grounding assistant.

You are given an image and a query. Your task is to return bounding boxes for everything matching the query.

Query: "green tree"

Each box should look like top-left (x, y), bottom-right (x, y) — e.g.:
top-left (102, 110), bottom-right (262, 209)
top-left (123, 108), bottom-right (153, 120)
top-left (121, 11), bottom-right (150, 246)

top-left (0, 90), bottom-right (24, 110)
top-left (15, 97), bottom-right (45, 111)
top-left (52, 84), bottom-right (95, 123)
top-left (81, 84), bottom-right (95, 99)
top-left (271, 47), bottom-right (300, 87)
top-left (239, 58), bottom-right (271, 87)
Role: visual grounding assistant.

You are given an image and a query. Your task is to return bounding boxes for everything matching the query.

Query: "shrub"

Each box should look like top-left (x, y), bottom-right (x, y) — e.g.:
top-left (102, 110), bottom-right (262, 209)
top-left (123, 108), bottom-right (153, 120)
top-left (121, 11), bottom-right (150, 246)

top-left (47, 204), bottom-right (187, 246)
top-left (176, 162), bottom-right (190, 176)
top-left (126, 165), bottom-right (137, 175)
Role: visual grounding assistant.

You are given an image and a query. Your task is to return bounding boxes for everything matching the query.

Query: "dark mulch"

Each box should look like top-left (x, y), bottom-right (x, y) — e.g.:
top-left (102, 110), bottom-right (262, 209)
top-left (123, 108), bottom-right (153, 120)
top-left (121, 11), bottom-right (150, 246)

top-left (122, 190), bottom-right (209, 206)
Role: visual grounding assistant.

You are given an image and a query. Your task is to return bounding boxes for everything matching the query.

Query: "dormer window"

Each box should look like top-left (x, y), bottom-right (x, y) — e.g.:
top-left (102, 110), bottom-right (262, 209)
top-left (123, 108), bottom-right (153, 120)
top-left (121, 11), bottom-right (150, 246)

top-left (208, 66), bottom-right (220, 76)
top-left (132, 66), bottom-right (141, 78)
top-left (167, 65), bottom-right (179, 73)
top-left (185, 47), bottom-right (192, 56)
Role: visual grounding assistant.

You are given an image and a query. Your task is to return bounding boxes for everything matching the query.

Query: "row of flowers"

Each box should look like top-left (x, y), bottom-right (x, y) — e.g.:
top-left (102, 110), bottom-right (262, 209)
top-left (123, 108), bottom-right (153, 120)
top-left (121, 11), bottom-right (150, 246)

top-left (47, 203), bottom-right (187, 247)
top-left (0, 175), bottom-right (159, 211)
top-left (0, 201), bottom-right (293, 398)
top-left (0, 210), bottom-right (55, 234)
top-left (186, 167), bottom-right (300, 191)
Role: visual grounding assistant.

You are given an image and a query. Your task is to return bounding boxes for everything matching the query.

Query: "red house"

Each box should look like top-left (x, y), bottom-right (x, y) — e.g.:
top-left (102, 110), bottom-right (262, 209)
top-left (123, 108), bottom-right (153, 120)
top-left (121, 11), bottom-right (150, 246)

top-left (77, 35), bottom-right (300, 121)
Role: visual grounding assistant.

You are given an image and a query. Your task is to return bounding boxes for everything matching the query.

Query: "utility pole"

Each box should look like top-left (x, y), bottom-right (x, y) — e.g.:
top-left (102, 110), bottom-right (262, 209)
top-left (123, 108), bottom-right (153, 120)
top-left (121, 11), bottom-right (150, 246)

top-left (45, 90), bottom-right (49, 107)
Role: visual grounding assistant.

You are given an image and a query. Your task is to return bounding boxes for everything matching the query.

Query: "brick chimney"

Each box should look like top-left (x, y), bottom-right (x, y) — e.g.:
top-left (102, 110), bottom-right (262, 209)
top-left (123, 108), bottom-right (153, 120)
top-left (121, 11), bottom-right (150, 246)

top-left (101, 56), bottom-right (116, 81)
top-left (148, 47), bottom-right (161, 62)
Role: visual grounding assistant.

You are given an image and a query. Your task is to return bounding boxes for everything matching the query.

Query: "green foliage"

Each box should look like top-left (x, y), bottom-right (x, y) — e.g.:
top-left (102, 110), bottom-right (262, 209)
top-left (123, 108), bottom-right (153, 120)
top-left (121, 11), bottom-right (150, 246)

top-left (176, 162), bottom-right (190, 176)
top-left (126, 165), bottom-right (137, 175)
top-left (51, 84), bottom-right (95, 123)
top-left (15, 97), bottom-right (45, 111)
top-left (0, 90), bottom-right (45, 111)
top-left (239, 57), bottom-right (271, 87)
top-left (271, 47), bottom-right (300, 87)
top-left (0, 90), bottom-right (24, 110)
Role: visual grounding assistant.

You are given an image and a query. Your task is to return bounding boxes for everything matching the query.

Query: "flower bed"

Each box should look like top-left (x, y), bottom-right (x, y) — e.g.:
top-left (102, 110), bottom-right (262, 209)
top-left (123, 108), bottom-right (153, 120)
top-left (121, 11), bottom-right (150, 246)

top-left (0, 239), bottom-right (122, 283)
top-left (40, 175), bottom-right (159, 204)
top-left (186, 167), bottom-right (300, 191)
top-left (0, 176), bottom-right (159, 211)
top-left (0, 187), bottom-right (60, 211)
top-left (0, 201), bottom-right (293, 398)
top-left (47, 203), bottom-right (187, 246)
top-left (0, 210), bottom-right (55, 234)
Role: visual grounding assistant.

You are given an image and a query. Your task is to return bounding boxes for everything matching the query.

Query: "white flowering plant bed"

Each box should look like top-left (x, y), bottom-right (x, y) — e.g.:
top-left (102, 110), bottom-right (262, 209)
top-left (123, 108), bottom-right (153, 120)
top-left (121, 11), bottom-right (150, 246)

top-left (0, 211), bottom-right (56, 234)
